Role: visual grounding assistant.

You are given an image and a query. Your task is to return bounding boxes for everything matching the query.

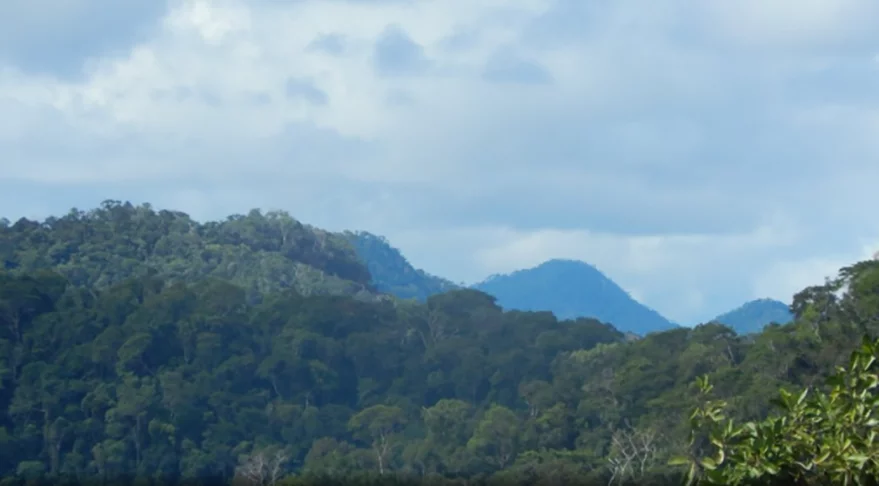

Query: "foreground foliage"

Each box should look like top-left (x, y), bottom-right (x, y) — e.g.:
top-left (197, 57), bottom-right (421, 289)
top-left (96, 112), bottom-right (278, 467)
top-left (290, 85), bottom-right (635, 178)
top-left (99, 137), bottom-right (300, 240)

top-left (677, 336), bottom-right (879, 485)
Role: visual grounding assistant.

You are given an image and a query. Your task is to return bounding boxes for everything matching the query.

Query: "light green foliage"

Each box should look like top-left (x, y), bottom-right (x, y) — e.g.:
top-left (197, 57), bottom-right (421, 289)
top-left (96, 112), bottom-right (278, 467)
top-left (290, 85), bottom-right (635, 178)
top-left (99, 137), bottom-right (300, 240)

top-left (675, 337), bottom-right (879, 485)
top-left (467, 405), bottom-right (521, 469)
top-left (0, 200), bottom-right (372, 302)
top-left (348, 404), bottom-right (407, 475)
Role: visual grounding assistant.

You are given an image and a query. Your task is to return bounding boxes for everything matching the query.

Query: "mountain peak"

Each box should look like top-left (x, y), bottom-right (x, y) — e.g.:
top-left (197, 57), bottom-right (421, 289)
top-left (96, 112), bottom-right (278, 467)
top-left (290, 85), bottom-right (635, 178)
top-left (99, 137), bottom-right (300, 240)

top-left (540, 258), bottom-right (593, 266)
top-left (473, 259), bottom-right (677, 335)
top-left (713, 298), bottom-right (793, 335)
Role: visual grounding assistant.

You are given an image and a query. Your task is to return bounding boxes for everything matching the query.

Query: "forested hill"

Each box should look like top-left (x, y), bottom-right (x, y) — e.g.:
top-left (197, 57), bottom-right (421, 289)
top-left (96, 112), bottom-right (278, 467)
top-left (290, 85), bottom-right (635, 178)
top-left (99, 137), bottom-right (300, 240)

top-left (1, 259), bottom-right (878, 484)
top-left (0, 202), bottom-right (670, 336)
top-left (0, 200), bottom-right (375, 302)
top-left (3, 201), bottom-right (879, 484)
top-left (0, 271), bottom-right (628, 482)
top-left (343, 231), bottom-right (459, 301)
top-left (712, 298), bottom-right (794, 335)
top-left (473, 259), bottom-right (678, 335)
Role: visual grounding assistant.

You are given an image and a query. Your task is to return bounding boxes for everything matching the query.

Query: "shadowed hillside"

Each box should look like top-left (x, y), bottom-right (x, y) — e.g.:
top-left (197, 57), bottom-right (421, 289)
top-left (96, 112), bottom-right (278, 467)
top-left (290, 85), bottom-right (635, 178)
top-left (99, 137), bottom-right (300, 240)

top-left (343, 230), bottom-right (459, 301)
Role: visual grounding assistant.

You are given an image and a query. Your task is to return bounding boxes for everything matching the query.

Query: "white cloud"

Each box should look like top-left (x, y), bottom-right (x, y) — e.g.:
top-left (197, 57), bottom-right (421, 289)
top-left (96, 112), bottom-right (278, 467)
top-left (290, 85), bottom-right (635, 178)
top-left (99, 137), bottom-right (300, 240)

top-left (753, 238), bottom-right (879, 302)
top-left (1, 0), bottom-right (879, 324)
top-left (696, 0), bottom-right (879, 49)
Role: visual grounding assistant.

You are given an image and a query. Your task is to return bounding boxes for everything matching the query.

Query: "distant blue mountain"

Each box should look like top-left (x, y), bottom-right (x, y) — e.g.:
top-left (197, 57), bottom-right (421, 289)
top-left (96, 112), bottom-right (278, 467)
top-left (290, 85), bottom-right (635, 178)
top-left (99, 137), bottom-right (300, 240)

top-left (472, 259), bottom-right (678, 336)
top-left (712, 298), bottom-right (793, 335)
top-left (345, 236), bottom-right (679, 335)
top-left (343, 231), bottom-right (458, 301)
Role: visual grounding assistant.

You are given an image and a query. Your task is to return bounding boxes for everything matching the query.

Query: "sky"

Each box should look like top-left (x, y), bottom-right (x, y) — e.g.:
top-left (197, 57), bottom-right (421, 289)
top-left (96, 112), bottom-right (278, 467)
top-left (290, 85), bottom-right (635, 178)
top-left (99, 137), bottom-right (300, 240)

top-left (1, 0), bottom-right (879, 325)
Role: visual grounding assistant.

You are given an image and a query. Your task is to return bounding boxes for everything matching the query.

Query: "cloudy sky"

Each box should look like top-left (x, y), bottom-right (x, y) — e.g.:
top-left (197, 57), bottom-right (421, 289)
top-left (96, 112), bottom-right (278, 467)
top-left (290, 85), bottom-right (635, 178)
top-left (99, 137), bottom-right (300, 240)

top-left (2, 0), bottom-right (879, 325)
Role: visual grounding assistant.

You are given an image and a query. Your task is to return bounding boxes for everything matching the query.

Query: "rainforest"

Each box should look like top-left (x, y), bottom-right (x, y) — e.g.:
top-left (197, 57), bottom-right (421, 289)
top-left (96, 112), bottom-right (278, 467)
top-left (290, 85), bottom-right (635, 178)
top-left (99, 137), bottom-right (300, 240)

top-left (1, 201), bottom-right (878, 486)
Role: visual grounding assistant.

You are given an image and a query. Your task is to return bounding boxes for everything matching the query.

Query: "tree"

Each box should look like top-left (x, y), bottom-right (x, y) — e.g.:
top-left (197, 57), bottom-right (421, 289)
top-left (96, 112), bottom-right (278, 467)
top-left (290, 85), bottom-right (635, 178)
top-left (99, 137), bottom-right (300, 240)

top-left (347, 405), bottom-right (406, 475)
top-left (467, 405), bottom-right (521, 470)
top-left (420, 399), bottom-right (474, 474)
top-left (235, 447), bottom-right (289, 486)
top-left (606, 422), bottom-right (664, 485)
top-left (302, 437), bottom-right (356, 477)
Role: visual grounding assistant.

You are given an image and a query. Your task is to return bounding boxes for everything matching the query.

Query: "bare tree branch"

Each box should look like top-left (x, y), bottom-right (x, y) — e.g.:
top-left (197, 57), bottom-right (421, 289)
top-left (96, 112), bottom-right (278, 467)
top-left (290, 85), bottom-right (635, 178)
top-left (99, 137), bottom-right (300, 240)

top-left (236, 448), bottom-right (289, 486)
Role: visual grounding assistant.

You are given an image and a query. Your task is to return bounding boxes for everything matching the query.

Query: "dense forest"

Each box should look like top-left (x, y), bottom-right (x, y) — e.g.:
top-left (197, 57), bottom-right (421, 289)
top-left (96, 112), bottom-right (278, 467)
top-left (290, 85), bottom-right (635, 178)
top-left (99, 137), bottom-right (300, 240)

top-left (1, 201), bottom-right (878, 485)
top-left (0, 201), bottom-right (375, 303)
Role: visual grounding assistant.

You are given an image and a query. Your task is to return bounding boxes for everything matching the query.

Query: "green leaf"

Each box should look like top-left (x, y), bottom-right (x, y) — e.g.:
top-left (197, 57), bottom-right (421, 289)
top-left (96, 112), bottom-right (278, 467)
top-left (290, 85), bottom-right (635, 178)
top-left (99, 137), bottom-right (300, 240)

top-left (845, 454), bottom-right (869, 465)
top-left (797, 388), bottom-right (809, 406)
top-left (701, 457), bottom-right (718, 471)
top-left (668, 455), bottom-right (691, 466)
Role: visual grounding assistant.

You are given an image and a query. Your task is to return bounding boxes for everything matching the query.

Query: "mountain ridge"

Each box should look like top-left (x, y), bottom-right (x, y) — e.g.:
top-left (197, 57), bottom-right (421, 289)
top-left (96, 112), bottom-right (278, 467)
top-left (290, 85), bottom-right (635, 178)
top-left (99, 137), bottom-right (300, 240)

top-left (712, 297), bottom-right (794, 335)
top-left (472, 259), bottom-right (679, 335)
top-left (0, 200), bottom-right (378, 303)
top-left (342, 233), bottom-right (679, 335)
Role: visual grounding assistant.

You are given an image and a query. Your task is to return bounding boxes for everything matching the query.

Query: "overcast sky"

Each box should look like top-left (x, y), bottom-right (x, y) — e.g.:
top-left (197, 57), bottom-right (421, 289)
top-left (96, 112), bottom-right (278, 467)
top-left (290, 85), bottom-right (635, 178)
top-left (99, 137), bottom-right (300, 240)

top-left (2, 0), bottom-right (879, 325)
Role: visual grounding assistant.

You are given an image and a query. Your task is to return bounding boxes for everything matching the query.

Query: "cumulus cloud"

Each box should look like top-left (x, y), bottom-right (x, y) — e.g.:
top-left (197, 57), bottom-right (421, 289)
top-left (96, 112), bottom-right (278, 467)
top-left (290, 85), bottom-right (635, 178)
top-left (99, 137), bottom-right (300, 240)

top-left (1, 0), bottom-right (879, 324)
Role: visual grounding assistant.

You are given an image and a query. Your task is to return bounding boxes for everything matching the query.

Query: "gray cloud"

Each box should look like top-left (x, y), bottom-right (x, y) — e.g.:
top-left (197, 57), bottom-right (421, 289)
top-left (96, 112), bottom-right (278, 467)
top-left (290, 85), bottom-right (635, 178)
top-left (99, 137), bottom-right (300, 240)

top-left (372, 25), bottom-right (430, 76)
top-left (385, 90), bottom-right (416, 106)
top-left (306, 34), bottom-right (347, 55)
top-left (482, 51), bottom-right (553, 85)
top-left (285, 77), bottom-right (329, 105)
top-left (0, 0), bottom-right (168, 79)
top-left (439, 29), bottom-right (481, 52)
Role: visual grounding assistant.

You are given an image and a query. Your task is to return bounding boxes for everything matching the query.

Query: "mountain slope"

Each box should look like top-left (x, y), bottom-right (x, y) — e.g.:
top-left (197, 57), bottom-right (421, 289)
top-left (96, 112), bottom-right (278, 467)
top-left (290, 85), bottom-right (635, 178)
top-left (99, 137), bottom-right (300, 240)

top-left (713, 298), bottom-right (794, 334)
top-left (343, 231), bottom-right (459, 301)
top-left (0, 200), bottom-right (375, 301)
top-left (473, 259), bottom-right (677, 335)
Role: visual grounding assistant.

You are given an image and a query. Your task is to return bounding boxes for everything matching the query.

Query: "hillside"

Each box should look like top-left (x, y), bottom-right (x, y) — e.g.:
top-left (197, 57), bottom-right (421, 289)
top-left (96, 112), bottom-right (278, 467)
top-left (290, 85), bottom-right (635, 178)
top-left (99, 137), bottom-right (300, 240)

top-left (2, 202), bottom-right (879, 484)
top-left (0, 200), bottom-right (375, 302)
top-left (473, 259), bottom-right (678, 335)
top-left (2, 257), bottom-right (877, 484)
top-left (0, 270), bottom-right (628, 482)
top-left (712, 298), bottom-right (794, 334)
top-left (343, 231), bottom-right (459, 301)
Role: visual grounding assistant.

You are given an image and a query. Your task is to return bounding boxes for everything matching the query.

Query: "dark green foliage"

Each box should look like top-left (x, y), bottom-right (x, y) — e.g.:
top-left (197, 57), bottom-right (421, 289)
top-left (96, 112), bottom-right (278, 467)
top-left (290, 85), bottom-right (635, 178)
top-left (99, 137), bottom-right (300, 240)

top-left (0, 267), bottom-right (624, 483)
top-left (473, 259), bottom-right (678, 336)
top-left (712, 299), bottom-right (794, 335)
